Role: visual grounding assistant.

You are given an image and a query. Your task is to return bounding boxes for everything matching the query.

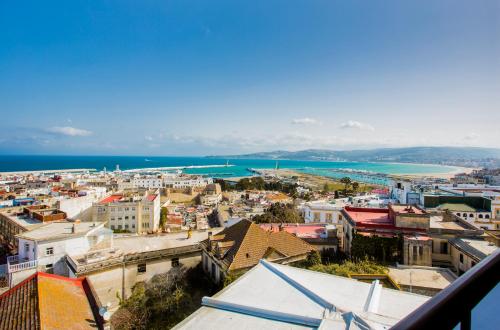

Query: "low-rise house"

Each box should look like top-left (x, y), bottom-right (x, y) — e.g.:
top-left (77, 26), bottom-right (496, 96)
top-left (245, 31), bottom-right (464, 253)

top-left (67, 230), bottom-right (215, 311)
top-left (201, 219), bottom-right (315, 283)
top-left (6, 221), bottom-right (109, 287)
top-left (0, 272), bottom-right (104, 329)
top-left (174, 260), bottom-right (429, 330)
top-left (449, 237), bottom-right (498, 275)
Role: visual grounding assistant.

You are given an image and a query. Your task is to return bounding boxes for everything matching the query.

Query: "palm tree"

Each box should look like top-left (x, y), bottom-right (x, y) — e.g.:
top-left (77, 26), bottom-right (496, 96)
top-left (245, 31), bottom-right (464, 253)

top-left (352, 182), bottom-right (359, 193)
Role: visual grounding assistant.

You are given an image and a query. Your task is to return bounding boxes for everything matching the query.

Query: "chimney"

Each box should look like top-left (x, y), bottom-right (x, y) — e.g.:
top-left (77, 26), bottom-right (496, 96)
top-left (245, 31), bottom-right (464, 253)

top-left (207, 231), bottom-right (212, 251)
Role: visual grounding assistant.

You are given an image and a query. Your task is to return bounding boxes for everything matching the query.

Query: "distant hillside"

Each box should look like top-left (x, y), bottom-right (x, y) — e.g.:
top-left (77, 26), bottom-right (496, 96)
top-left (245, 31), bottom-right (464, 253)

top-left (209, 147), bottom-right (500, 167)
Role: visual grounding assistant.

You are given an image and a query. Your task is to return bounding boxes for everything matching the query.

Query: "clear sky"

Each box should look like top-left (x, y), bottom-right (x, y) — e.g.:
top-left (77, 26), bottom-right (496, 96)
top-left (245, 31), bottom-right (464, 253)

top-left (0, 0), bottom-right (498, 155)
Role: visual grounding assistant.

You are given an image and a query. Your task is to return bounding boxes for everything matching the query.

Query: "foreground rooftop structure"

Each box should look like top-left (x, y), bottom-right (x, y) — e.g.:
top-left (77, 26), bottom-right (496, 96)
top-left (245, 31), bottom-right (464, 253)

top-left (0, 272), bottom-right (103, 330)
top-left (175, 260), bottom-right (429, 329)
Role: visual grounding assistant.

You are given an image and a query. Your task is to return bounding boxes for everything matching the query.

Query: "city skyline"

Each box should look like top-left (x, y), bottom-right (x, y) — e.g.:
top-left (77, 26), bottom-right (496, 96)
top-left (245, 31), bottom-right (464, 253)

top-left (1, 0), bottom-right (499, 155)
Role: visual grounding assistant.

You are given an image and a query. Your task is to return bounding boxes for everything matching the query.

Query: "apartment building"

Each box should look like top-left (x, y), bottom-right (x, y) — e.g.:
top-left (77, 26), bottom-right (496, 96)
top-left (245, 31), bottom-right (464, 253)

top-left (92, 189), bottom-right (161, 233)
top-left (301, 201), bottom-right (344, 224)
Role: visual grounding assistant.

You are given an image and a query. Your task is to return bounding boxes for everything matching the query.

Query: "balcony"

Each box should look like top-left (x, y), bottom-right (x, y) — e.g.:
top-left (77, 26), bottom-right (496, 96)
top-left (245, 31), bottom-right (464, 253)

top-left (393, 248), bottom-right (500, 330)
top-left (7, 255), bottom-right (38, 273)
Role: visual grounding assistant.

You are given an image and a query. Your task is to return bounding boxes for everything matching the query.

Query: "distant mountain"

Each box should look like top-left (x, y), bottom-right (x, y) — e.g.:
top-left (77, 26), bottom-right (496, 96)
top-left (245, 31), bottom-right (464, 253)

top-left (208, 147), bottom-right (500, 167)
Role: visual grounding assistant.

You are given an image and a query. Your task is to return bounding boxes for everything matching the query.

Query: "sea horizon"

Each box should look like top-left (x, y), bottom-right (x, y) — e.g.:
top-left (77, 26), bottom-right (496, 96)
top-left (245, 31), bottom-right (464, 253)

top-left (0, 154), bottom-right (466, 186)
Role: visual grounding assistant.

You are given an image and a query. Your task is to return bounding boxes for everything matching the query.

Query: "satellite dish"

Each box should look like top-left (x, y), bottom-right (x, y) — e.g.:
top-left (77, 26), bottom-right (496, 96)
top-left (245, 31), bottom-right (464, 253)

top-left (99, 307), bottom-right (107, 316)
top-left (103, 311), bottom-right (111, 321)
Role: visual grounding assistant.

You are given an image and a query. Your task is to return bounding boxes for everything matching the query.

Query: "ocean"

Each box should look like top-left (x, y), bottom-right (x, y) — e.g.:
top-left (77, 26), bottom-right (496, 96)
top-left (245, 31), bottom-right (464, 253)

top-left (0, 155), bottom-right (460, 185)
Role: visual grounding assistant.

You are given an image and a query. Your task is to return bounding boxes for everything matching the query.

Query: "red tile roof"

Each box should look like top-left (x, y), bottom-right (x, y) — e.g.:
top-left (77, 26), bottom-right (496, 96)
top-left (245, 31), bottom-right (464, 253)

top-left (0, 272), bottom-right (103, 330)
top-left (99, 194), bottom-right (123, 204)
top-left (147, 194), bottom-right (157, 201)
top-left (344, 206), bottom-right (392, 226)
top-left (259, 224), bottom-right (326, 239)
top-left (204, 219), bottom-right (315, 271)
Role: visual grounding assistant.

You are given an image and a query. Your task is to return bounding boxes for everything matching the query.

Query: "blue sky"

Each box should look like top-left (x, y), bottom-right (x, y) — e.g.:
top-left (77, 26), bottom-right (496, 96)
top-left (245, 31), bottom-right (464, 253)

top-left (0, 0), bottom-right (498, 155)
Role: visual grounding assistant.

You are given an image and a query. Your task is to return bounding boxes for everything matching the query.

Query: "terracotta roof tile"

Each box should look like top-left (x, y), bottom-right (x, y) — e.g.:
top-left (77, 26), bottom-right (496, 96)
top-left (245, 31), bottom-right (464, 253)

top-left (0, 272), bottom-right (103, 330)
top-left (204, 219), bottom-right (315, 272)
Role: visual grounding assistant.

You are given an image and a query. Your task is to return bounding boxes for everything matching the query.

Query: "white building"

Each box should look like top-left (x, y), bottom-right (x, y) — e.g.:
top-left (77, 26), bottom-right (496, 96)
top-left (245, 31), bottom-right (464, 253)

top-left (55, 187), bottom-right (107, 221)
top-left (92, 189), bottom-right (161, 233)
top-left (163, 176), bottom-right (213, 189)
top-left (175, 260), bottom-right (429, 329)
top-left (6, 221), bottom-right (110, 286)
top-left (301, 201), bottom-right (344, 225)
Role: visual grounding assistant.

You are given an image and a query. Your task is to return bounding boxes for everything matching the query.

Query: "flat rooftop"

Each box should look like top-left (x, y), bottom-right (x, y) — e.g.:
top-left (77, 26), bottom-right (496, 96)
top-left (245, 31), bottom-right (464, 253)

top-left (388, 266), bottom-right (456, 290)
top-left (0, 209), bottom-right (43, 229)
top-left (69, 229), bottom-right (223, 267)
top-left (390, 205), bottom-right (426, 215)
top-left (437, 203), bottom-right (479, 212)
top-left (113, 230), bottom-right (217, 255)
top-left (17, 222), bottom-right (106, 241)
top-left (344, 207), bottom-right (392, 226)
top-left (429, 215), bottom-right (470, 231)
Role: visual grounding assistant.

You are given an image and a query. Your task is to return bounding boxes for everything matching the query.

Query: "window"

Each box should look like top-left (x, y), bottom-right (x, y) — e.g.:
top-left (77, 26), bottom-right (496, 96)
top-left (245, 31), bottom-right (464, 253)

top-left (118, 225), bottom-right (122, 229)
top-left (132, 216), bottom-right (135, 220)
top-left (471, 261), bottom-right (476, 267)
top-left (485, 214), bottom-right (490, 219)
top-left (132, 224), bottom-right (135, 228)
top-left (24, 243), bottom-right (30, 253)
top-left (45, 264), bottom-right (53, 269)
top-left (46, 247), bottom-right (54, 256)
top-left (111, 225), bottom-right (115, 230)
top-left (469, 214), bottom-right (474, 218)
top-left (460, 254), bottom-right (464, 263)
top-left (440, 242), bottom-right (448, 254)
top-left (137, 263), bottom-right (147, 273)
top-left (125, 224), bottom-right (129, 229)
top-left (478, 214), bottom-right (483, 219)
top-left (171, 258), bottom-right (180, 267)
top-left (413, 246), bottom-right (418, 261)
top-left (419, 246), bottom-right (423, 256)
top-left (125, 216), bottom-right (129, 220)
top-left (211, 263), bottom-right (216, 279)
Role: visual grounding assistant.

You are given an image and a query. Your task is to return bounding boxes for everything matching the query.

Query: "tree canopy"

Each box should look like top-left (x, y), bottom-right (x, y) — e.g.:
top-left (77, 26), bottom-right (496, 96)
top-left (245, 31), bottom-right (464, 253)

top-left (252, 203), bottom-right (304, 224)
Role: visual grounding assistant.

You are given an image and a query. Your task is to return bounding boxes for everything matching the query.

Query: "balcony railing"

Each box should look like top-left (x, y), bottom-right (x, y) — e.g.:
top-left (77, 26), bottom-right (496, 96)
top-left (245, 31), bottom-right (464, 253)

top-left (7, 255), bottom-right (38, 273)
top-left (392, 248), bottom-right (500, 330)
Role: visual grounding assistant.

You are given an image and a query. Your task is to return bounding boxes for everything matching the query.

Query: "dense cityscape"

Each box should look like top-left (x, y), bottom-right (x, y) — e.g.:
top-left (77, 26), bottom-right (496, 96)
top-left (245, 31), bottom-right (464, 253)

top-left (1, 1), bottom-right (498, 329)
top-left (0, 164), bottom-right (498, 328)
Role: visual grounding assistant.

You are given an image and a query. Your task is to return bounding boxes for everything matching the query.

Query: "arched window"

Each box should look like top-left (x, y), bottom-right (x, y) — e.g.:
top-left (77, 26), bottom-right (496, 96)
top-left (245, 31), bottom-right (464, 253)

top-left (478, 214), bottom-right (483, 219)
top-left (469, 214), bottom-right (474, 218)
top-left (463, 213), bottom-right (468, 218)
top-left (485, 214), bottom-right (490, 219)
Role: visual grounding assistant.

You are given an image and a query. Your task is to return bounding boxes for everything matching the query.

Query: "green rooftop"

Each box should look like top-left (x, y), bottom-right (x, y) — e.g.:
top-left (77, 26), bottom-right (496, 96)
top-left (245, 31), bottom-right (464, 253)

top-left (437, 203), bottom-right (477, 212)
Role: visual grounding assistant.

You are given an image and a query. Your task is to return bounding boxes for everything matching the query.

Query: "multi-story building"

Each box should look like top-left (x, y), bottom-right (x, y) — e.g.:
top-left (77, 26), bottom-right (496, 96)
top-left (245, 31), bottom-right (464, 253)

top-left (0, 205), bottom-right (67, 251)
top-left (340, 204), bottom-right (487, 272)
top-left (5, 221), bottom-right (110, 287)
top-left (301, 201), bottom-right (344, 224)
top-left (92, 189), bottom-right (161, 234)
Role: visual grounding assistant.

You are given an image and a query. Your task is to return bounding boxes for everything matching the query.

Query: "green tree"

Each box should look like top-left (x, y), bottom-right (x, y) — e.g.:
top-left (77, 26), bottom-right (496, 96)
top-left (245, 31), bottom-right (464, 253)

top-left (352, 182), bottom-right (359, 193)
top-left (306, 251), bottom-right (322, 267)
top-left (340, 177), bottom-right (352, 194)
top-left (252, 203), bottom-right (304, 224)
